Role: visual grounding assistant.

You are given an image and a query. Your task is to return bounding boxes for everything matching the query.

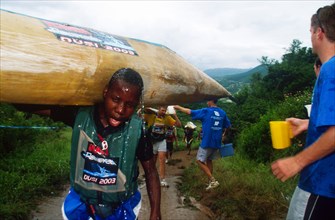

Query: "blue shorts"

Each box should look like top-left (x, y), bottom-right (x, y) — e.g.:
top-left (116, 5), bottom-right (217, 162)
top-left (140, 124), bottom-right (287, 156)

top-left (196, 147), bottom-right (219, 163)
top-left (61, 188), bottom-right (141, 220)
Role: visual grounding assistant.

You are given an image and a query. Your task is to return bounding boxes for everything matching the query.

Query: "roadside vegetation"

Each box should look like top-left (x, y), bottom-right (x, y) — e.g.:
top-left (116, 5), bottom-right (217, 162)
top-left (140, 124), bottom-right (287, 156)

top-left (176, 39), bottom-right (316, 218)
top-left (0, 39), bottom-right (316, 219)
top-left (0, 103), bottom-right (71, 220)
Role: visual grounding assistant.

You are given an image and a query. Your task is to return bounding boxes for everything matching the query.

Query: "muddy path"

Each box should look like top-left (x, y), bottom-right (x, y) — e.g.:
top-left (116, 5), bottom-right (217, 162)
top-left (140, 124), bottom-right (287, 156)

top-left (31, 150), bottom-right (211, 220)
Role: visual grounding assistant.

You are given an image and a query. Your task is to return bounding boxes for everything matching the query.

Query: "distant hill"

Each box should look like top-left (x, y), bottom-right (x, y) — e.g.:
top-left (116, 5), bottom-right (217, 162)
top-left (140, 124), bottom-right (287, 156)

top-left (204, 68), bottom-right (251, 78)
top-left (207, 65), bottom-right (269, 94)
top-left (222, 64), bottom-right (268, 83)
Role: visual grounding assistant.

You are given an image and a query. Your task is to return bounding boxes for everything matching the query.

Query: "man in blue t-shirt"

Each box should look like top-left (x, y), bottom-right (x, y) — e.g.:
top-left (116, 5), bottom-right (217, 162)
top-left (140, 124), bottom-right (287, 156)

top-left (271, 3), bottom-right (335, 219)
top-left (174, 99), bottom-right (231, 191)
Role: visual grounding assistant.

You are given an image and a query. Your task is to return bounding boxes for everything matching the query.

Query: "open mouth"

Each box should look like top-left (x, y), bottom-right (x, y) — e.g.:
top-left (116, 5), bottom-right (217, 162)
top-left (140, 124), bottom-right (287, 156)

top-left (109, 118), bottom-right (121, 127)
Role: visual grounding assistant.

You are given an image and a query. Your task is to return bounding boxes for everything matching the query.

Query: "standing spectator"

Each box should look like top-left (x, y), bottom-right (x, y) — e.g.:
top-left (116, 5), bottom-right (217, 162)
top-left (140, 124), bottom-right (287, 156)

top-left (183, 122), bottom-right (196, 155)
top-left (165, 126), bottom-right (178, 163)
top-left (305, 57), bottom-right (322, 117)
top-left (271, 4), bottom-right (335, 219)
top-left (174, 99), bottom-right (231, 190)
top-left (144, 106), bottom-right (181, 187)
top-left (314, 57), bottom-right (322, 77)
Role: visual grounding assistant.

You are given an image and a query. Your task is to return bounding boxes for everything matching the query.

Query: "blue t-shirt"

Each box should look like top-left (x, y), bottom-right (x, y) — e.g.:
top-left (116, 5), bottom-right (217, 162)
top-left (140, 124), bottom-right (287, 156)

top-left (191, 107), bottom-right (231, 149)
top-left (299, 56), bottom-right (335, 198)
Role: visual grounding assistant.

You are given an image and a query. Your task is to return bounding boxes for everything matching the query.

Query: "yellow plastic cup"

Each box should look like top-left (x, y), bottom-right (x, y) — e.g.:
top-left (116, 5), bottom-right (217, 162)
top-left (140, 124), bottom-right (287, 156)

top-left (269, 121), bottom-right (293, 149)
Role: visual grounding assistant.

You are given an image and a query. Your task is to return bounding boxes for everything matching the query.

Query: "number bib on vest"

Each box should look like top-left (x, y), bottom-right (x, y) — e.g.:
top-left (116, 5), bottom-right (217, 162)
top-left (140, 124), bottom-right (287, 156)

top-left (75, 130), bottom-right (127, 193)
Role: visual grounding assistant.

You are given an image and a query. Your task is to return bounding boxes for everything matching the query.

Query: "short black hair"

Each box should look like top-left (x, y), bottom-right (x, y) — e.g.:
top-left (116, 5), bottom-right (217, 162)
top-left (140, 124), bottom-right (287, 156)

top-left (108, 68), bottom-right (144, 93)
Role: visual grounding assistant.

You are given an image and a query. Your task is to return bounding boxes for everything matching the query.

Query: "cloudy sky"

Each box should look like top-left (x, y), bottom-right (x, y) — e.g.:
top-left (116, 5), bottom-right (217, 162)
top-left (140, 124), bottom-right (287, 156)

top-left (1, 0), bottom-right (332, 71)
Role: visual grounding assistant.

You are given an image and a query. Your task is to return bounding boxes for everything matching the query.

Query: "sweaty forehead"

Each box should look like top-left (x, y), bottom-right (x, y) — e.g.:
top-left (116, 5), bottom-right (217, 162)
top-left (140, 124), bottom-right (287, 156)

top-left (110, 80), bottom-right (141, 93)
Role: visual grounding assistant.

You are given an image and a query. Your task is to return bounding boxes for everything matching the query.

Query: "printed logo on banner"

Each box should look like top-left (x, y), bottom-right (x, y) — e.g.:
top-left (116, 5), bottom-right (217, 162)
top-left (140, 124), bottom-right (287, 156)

top-left (43, 20), bottom-right (138, 56)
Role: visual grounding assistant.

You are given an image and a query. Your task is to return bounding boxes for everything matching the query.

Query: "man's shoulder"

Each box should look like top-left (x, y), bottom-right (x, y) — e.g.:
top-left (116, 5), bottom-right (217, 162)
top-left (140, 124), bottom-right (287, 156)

top-left (164, 114), bottom-right (173, 119)
top-left (322, 57), bottom-right (335, 78)
top-left (130, 113), bottom-right (143, 123)
top-left (213, 107), bottom-right (225, 113)
top-left (144, 112), bottom-right (156, 118)
top-left (51, 105), bottom-right (81, 126)
top-left (191, 108), bottom-right (206, 114)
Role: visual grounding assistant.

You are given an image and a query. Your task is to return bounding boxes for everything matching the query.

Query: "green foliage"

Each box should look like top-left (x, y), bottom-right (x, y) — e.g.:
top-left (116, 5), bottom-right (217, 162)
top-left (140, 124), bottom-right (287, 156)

top-left (0, 103), bottom-right (71, 219)
top-left (179, 154), bottom-right (297, 219)
top-left (219, 39), bottom-right (317, 162)
top-left (0, 103), bottom-right (65, 156)
top-left (261, 40), bottom-right (315, 100)
top-left (236, 90), bottom-right (312, 163)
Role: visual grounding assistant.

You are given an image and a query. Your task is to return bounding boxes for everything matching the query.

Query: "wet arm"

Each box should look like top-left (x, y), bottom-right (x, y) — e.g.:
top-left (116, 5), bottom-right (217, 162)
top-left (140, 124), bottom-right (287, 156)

top-left (140, 158), bottom-right (161, 220)
top-left (171, 113), bottom-right (182, 128)
top-left (14, 104), bottom-right (77, 126)
top-left (294, 126), bottom-right (335, 171)
top-left (173, 105), bottom-right (191, 115)
top-left (14, 104), bottom-right (52, 116)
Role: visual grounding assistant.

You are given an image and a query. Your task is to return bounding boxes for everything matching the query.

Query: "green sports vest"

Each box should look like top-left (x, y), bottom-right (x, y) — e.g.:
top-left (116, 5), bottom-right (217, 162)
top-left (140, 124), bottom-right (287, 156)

top-left (70, 107), bottom-right (142, 204)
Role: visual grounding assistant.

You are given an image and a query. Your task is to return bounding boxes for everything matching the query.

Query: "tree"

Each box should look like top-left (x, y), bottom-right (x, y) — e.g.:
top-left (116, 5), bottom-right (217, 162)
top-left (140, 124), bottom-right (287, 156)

top-left (263, 39), bottom-right (316, 98)
top-left (224, 39), bottom-right (317, 161)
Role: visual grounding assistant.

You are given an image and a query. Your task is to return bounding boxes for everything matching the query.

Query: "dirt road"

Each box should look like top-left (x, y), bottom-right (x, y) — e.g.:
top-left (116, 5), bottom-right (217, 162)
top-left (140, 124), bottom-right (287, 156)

top-left (31, 150), bottom-right (211, 220)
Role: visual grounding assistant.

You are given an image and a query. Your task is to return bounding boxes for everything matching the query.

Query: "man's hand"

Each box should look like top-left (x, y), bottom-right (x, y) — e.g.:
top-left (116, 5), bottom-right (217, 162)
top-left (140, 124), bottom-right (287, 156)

top-left (271, 156), bottom-right (303, 182)
top-left (173, 105), bottom-right (191, 115)
top-left (286, 118), bottom-right (309, 137)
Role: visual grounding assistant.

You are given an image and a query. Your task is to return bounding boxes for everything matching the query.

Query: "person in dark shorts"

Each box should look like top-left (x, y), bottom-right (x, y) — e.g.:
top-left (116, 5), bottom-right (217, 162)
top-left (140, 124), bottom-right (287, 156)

top-left (183, 122), bottom-right (196, 155)
top-left (165, 126), bottom-right (178, 163)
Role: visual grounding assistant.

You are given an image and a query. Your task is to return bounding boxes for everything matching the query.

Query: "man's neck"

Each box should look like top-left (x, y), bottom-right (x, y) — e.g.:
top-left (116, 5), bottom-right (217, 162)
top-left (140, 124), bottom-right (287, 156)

top-left (318, 42), bottom-right (335, 64)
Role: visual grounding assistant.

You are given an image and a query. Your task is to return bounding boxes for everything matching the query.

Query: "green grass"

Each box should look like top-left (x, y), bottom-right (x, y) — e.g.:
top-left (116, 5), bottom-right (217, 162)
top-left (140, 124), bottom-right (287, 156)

top-left (0, 128), bottom-right (71, 220)
top-left (178, 153), bottom-right (297, 219)
top-left (175, 138), bottom-right (201, 152)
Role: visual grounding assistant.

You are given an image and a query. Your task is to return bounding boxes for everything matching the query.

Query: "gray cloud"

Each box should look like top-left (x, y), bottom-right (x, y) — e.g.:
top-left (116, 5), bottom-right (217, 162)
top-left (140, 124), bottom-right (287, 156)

top-left (1, 0), bottom-right (332, 70)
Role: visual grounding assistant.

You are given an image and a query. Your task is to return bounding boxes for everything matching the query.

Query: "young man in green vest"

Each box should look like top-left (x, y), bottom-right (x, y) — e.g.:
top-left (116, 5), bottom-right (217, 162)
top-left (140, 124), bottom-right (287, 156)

top-left (19, 68), bottom-right (161, 219)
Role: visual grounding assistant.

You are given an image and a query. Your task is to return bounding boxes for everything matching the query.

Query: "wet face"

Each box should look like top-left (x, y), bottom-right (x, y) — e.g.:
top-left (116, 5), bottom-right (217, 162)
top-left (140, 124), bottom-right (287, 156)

top-left (158, 106), bottom-right (167, 117)
top-left (103, 79), bottom-right (141, 127)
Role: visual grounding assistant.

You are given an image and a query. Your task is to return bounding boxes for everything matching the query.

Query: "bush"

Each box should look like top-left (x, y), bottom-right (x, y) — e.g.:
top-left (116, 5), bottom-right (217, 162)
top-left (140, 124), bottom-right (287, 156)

top-left (0, 103), bottom-right (64, 156)
top-left (0, 104), bottom-right (71, 219)
top-left (236, 90), bottom-right (312, 163)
